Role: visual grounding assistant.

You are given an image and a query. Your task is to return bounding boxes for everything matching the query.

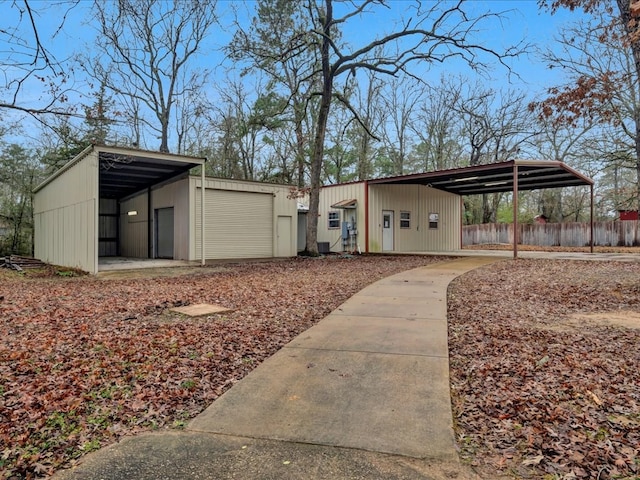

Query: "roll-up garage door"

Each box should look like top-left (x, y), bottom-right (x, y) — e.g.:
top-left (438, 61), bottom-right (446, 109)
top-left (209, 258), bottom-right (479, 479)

top-left (196, 189), bottom-right (273, 258)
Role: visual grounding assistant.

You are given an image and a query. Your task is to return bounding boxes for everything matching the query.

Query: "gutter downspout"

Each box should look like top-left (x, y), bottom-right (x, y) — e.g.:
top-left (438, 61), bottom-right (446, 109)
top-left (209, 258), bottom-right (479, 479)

top-left (460, 196), bottom-right (464, 251)
top-left (513, 164), bottom-right (519, 259)
top-left (364, 180), bottom-right (369, 253)
top-left (201, 162), bottom-right (206, 266)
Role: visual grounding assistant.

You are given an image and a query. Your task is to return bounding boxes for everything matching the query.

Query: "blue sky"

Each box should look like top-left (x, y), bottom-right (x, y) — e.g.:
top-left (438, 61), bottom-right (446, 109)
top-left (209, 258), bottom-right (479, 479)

top-left (2, 0), bottom-right (583, 144)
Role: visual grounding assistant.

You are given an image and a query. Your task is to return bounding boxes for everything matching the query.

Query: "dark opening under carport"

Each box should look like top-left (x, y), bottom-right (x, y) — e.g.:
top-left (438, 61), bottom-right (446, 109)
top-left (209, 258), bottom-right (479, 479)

top-left (95, 146), bottom-right (207, 266)
top-left (98, 149), bottom-right (203, 200)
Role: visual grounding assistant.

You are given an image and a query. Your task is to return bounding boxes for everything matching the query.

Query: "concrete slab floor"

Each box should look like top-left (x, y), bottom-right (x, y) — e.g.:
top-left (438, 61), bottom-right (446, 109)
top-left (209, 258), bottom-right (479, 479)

top-left (98, 257), bottom-right (196, 271)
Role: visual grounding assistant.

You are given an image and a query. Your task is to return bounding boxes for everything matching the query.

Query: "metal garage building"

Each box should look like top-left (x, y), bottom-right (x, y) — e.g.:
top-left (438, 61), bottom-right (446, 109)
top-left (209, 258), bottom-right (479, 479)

top-left (316, 160), bottom-right (594, 256)
top-left (34, 145), bottom-right (298, 273)
top-left (316, 182), bottom-right (460, 253)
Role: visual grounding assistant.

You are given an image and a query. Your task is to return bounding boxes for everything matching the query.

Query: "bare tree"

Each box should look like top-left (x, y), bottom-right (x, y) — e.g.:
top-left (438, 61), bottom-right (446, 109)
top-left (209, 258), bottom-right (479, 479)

top-left (228, 0), bottom-right (321, 188)
top-left (233, 0), bottom-right (524, 254)
top-left (453, 81), bottom-right (538, 223)
top-left (528, 99), bottom-right (598, 221)
top-left (0, 144), bottom-right (41, 255)
top-left (0, 0), bottom-right (80, 120)
top-left (351, 69), bottom-right (385, 180)
top-left (173, 70), bottom-right (210, 155)
top-left (378, 78), bottom-right (425, 175)
top-left (538, 0), bottom-right (640, 204)
top-left (91, 0), bottom-right (217, 153)
top-left (323, 101), bottom-right (358, 184)
top-left (206, 77), bottom-right (287, 181)
top-left (410, 77), bottom-right (465, 172)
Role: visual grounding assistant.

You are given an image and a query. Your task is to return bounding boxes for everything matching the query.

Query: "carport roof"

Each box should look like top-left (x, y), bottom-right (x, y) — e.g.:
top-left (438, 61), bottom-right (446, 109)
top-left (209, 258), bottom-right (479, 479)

top-left (367, 160), bottom-right (593, 195)
top-left (98, 147), bottom-right (205, 199)
top-left (35, 145), bottom-right (206, 199)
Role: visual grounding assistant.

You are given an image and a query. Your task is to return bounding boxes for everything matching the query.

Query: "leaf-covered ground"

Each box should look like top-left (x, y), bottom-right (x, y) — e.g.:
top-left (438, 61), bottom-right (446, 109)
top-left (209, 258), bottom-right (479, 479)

top-left (3, 255), bottom-right (639, 479)
top-left (448, 259), bottom-right (640, 479)
top-left (0, 255), bottom-right (447, 479)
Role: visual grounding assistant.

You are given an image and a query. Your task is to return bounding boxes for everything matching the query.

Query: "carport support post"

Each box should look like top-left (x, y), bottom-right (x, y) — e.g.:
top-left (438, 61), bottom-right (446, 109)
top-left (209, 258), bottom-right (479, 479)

top-left (201, 165), bottom-right (206, 266)
top-left (148, 187), bottom-right (153, 259)
top-left (590, 184), bottom-right (594, 253)
top-left (513, 164), bottom-right (518, 259)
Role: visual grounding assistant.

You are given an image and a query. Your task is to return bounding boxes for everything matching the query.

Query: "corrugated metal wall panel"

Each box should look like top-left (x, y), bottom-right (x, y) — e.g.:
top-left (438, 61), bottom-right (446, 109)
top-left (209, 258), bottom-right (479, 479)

top-left (194, 188), bottom-right (273, 258)
top-left (33, 151), bottom-right (98, 272)
top-left (367, 185), bottom-right (460, 252)
top-left (151, 178), bottom-right (190, 260)
top-left (421, 186), bottom-right (461, 251)
top-left (119, 192), bottom-right (149, 258)
top-left (34, 199), bottom-right (95, 271)
top-left (118, 178), bottom-right (191, 260)
top-left (316, 183), bottom-right (366, 252)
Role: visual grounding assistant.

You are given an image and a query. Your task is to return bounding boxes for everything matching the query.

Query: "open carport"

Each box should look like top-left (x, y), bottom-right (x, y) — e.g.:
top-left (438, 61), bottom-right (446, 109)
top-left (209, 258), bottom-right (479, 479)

top-left (33, 145), bottom-right (206, 274)
top-left (366, 159), bottom-right (595, 258)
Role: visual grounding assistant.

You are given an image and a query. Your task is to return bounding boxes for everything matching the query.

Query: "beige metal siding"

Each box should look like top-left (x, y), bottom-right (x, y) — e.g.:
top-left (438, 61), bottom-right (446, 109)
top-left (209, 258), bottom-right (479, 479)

top-left (33, 151), bottom-right (98, 273)
top-left (189, 177), bottom-right (297, 260)
top-left (150, 178), bottom-right (190, 259)
top-left (119, 178), bottom-right (191, 259)
top-left (119, 191), bottom-right (149, 258)
top-left (367, 185), bottom-right (460, 252)
top-left (316, 182), bottom-right (366, 252)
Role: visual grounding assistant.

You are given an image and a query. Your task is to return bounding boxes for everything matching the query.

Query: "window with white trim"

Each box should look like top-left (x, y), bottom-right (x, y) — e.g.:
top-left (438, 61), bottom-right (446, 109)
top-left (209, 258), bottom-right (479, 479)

top-left (429, 212), bottom-right (439, 229)
top-left (328, 211), bottom-right (340, 229)
top-left (400, 211), bottom-right (411, 229)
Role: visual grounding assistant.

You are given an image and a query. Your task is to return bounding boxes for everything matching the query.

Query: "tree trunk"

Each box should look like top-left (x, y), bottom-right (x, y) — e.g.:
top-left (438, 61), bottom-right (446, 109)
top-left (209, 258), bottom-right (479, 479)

top-left (305, 0), bottom-right (333, 256)
top-left (481, 194), bottom-right (493, 223)
top-left (358, 133), bottom-right (370, 180)
top-left (160, 116), bottom-right (170, 153)
top-left (295, 120), bottom-right (306, 188)
top-left (616, 0), bottom-right (640, 207)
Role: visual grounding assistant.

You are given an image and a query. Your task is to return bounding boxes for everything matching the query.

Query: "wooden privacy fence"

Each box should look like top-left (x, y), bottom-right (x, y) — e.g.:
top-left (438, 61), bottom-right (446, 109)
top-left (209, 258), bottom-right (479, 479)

top-left (463, 221), bottom-right (640, 247)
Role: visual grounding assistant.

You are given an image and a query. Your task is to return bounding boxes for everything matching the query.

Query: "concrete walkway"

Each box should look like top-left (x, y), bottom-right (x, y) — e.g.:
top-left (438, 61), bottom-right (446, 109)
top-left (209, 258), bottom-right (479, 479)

top-left (53, 256), bottom-right (500, 480)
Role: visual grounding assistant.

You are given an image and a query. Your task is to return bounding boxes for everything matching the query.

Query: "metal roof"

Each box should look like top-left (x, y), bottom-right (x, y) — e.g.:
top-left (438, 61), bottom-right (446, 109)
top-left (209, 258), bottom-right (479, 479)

top-left (331, 198), bottom-right (358, 209)
top-left (98, 147), bottom-right (205, 199)
top-left (367, 160), bottom-right (593, 195)
top-left (35, 145), bottom-right (205, 199)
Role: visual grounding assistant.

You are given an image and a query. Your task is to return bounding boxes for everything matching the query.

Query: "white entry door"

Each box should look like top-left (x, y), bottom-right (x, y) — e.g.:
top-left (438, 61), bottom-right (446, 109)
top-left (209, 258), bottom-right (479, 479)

top-left (382, 210), bottom-right (394, 251)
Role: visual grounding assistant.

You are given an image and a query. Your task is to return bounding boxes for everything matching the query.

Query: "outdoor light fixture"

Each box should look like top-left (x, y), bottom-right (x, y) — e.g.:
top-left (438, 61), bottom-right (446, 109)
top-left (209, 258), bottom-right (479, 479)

top-left (453, 176), bottom-right (479, 182)
top-left (484, 181), bottom-right (508, 186)
top-left (127, 210), bottom-right (138, 216)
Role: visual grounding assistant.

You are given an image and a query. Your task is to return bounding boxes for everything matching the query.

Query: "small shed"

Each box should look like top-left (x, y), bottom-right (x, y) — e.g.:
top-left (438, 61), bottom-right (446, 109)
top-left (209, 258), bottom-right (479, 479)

top-left (34, 145), bottom-right (298, 273)
top-left (619, 210), bottom-right (639, 221)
